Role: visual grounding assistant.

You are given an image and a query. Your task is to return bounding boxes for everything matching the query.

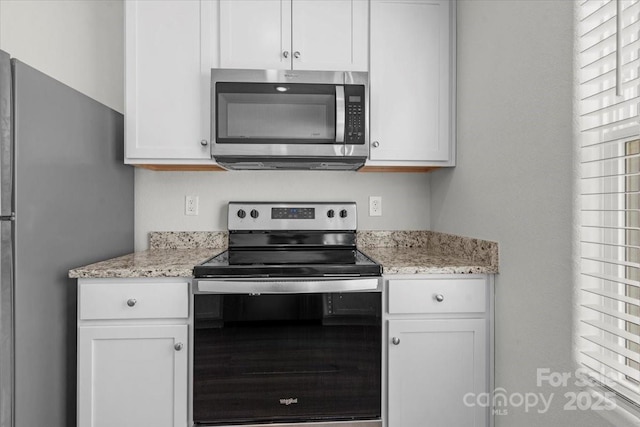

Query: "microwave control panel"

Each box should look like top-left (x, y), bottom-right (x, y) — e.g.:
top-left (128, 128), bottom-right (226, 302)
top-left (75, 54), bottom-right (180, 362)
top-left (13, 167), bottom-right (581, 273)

top-left (345, 85), bottom-right (366, 144)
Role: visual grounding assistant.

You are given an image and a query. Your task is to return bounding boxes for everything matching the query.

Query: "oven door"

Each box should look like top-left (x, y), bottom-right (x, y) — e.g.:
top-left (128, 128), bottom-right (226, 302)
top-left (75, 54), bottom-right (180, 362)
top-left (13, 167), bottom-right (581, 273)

top-left (192, 281), bottom-right (381, 426)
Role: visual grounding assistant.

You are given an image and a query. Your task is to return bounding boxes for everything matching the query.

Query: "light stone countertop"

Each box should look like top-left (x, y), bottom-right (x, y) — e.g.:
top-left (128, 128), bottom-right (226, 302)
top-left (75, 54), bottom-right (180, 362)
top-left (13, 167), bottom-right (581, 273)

top-left (69, 230), bottom-right (498, 279)
top-left (359, 230), bottom-right (498, 275)
top-left (363, 247), bottom-right (497, 275)
top-left (68, 247), bottom-right (224, 279)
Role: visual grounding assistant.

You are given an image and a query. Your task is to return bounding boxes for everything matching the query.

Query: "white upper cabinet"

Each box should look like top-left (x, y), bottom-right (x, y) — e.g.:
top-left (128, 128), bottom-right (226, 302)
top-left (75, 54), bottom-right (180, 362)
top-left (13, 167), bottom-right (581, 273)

top-left (219, 0), bottom-right (291, 70)
top-left (368, 0), bottom-right (455, 166)
top-left (291, 0), bottom-right (368, 71)
top-left (219, 0), bottom-right (368, 71)
top-left (125, 0), bottom-right (213, 162)
top-left (124, 0), bottom-right (455, 169)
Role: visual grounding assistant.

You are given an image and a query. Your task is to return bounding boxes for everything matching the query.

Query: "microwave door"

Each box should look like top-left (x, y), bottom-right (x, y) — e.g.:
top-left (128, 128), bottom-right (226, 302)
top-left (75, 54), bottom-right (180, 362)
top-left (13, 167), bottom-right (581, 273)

top-left (335, 85), bottom-right (345, 143)
top-left (216, 82), bottom-right (337, 145)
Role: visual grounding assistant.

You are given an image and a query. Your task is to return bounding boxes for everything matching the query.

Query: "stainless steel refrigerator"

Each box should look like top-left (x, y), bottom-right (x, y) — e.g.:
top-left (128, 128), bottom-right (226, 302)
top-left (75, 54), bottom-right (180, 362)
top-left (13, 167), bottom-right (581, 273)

top-left (0, 50), bottom-right (134, 427)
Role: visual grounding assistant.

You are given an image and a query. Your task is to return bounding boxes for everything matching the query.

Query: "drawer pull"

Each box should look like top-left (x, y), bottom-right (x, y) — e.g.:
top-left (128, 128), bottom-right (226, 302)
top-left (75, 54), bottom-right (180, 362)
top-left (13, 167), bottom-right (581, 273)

top-left (435, 294), bottom-right (444, 302)
top-left (126, 298), bottom-right (137, 307)
top-left (174, 342), bottom-right (184, 351)
top-left (392, 337), bottom-right (400, 345)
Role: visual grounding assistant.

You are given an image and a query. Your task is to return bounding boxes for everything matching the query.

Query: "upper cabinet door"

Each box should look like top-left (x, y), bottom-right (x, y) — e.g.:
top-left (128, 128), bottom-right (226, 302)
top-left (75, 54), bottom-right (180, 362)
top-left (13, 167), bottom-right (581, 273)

top-left (219, 0), bottom-right (292, 70)
top-left (125, 0), bottom-right (211, 160)
top-left (291, 0), bottom-right (368, 71)
top-left (218, 0), bottom-right (368, 71)
top-left (369, 0), bottom-right (453, 163)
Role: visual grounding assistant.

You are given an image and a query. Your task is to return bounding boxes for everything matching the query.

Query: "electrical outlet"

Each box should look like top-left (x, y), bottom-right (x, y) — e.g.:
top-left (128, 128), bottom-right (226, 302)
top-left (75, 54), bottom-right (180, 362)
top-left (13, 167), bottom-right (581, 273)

top-left (369, 196), bottom-right (382, 217)
top-left (185, 195), bottom-right (199, 216)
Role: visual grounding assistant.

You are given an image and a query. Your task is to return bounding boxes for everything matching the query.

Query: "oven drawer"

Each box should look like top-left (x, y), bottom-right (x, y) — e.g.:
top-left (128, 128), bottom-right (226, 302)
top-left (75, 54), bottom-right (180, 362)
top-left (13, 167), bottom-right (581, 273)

top-left (388, 278), bottom-right (486, 314)
top-left (79, 281), bottom-right (189, 320)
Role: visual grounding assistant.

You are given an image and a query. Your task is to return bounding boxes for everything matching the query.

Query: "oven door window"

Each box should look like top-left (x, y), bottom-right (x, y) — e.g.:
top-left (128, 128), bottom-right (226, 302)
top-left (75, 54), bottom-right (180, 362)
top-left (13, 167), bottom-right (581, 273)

top-left (216, 82), bottom-right (337, 144)
top-left (193, 292), bottom-right (381, 426)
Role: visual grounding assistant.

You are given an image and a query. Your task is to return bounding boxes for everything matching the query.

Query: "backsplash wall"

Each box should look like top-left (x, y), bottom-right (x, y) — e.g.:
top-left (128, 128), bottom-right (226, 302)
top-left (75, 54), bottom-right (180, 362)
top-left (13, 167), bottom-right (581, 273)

top-left (134, 169), bottom-right (431, 250)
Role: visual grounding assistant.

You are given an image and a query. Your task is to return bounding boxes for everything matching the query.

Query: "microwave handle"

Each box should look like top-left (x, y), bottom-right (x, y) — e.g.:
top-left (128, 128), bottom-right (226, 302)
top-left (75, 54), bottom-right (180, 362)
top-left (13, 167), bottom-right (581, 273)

top-left (335, 86), bottom-right (345, 143)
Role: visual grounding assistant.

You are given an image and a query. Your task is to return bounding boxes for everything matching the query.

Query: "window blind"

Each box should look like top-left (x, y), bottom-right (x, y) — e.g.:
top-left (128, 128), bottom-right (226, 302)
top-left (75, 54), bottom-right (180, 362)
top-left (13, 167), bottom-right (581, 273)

top-left (579, 0), bottom-right (640, 404)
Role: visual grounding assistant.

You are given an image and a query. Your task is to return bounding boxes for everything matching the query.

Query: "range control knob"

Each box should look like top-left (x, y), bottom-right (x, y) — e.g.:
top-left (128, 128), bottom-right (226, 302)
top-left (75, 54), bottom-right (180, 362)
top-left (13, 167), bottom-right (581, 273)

top-left (339, 209), bottom-right (348, 218)
top-left (237, 209), bottom-right (246, 219)
top-left (327, 209), bottom-right (335, 218)
top-left (250, 209), bottom-right (259, 219)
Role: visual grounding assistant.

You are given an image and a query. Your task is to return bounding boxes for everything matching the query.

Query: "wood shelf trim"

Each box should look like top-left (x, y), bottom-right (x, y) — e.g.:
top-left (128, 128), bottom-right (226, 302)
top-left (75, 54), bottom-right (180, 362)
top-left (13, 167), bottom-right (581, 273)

top-left (133, 164), bottom-right (228, 172)
top-left (358, 166), bottom-right (441, 173)
top-left (133, 164), bottom-right (442, 173)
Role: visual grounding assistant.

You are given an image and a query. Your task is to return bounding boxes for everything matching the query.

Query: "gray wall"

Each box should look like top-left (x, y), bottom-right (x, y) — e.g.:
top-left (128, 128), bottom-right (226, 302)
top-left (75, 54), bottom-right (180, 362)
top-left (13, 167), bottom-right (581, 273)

top-left (431, 1), bottom-right (612, 425)
top-left (0, 0), bottom-right (124, 113)
top-left (134, 170), bottom-right (431, 249)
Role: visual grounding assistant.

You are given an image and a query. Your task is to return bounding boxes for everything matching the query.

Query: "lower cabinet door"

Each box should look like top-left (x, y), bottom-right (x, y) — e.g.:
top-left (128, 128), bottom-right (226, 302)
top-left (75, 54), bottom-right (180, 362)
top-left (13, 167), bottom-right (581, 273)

top-left (388, 319), bottom-right (487, 427)
top-left (78, 325), bottom-right (188, 427)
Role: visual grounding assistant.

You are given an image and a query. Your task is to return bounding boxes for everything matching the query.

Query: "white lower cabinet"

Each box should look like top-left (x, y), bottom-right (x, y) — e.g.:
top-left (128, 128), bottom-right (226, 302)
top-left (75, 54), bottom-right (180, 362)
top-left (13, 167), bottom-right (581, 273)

top-left (77, 279), bottom-right (189, 427)
top-left (388, 319), bottom-right (486, 427)
top-left (76, 275), bottom-right (492, 427)
top-left (384, 276), bottom-right (493, 427)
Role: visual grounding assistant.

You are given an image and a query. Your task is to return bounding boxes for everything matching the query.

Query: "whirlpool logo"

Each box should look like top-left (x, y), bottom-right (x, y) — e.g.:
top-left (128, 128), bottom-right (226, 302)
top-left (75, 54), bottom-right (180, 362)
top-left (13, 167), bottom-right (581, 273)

top-left (279, 398), bottom-right (298, 406)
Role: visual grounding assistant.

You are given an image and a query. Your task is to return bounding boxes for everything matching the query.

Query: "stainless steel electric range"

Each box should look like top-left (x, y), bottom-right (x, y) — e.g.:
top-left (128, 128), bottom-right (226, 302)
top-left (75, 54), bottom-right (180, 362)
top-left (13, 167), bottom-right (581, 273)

top-left (192, 202), bottom-right (382, 427)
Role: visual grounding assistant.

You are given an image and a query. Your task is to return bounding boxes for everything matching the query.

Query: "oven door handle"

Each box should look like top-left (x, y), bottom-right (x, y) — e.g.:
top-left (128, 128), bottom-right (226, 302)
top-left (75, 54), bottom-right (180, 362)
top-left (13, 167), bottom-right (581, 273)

top-left (194, 277), bottom-right (380, 294)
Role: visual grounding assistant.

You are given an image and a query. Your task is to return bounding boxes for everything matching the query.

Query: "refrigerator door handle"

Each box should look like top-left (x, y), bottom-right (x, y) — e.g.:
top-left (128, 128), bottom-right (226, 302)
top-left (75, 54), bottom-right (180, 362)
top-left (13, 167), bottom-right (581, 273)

top-left (0, 51), bottom-right (13, 220)
top-left (0, 213), bottom-right (14, 221)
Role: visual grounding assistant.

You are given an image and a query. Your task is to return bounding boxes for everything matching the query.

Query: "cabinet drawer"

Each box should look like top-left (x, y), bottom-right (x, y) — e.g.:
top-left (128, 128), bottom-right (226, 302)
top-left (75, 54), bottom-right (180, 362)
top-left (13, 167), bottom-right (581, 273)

top-left (80, 281), bottom-right (189, 320)
top-left (388, 278), bottom-right (486, 314)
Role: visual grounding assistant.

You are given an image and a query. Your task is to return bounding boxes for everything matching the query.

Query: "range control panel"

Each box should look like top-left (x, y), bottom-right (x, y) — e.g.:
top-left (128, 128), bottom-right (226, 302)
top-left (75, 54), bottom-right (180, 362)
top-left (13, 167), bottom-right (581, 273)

top-left (228, 202), bottom-right (357, 231)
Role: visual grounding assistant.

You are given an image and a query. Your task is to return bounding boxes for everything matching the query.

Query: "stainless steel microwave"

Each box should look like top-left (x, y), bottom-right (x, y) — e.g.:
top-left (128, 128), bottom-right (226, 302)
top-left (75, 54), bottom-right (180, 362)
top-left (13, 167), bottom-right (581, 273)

top-left (211, 69), bottom-right (368, 170)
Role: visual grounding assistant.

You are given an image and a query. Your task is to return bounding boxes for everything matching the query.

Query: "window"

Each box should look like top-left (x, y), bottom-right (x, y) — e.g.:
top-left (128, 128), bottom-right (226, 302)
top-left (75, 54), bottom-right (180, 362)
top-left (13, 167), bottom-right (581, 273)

top-left (578, 0), bottom-right (640, 406)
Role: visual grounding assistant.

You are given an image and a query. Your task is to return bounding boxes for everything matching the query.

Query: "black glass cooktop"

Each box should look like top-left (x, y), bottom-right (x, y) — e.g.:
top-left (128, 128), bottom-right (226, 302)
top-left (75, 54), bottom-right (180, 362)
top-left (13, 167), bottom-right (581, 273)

top-left (193, 249), bottom-right (382, 278)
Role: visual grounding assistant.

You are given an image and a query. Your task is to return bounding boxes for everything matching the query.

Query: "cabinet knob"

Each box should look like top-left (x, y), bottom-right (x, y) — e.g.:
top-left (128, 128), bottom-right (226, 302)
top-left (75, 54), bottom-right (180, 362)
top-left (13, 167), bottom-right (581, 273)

top-left (283, 51), bottom-right (289, 58)
top-left (126, 298), bottom-right (137, 307)
top-left (174, 342), bottom-right (184, 351)
top-left (392, 337), bottom-right (400, 345)
top-left (435, 294), bottom-right (444, 302)
top-left (293, 51), bottom-right (301, 59)
top-left (372, 141), bottom-right (380, 148)
top-left (200, 139), bottom-right (208, 147)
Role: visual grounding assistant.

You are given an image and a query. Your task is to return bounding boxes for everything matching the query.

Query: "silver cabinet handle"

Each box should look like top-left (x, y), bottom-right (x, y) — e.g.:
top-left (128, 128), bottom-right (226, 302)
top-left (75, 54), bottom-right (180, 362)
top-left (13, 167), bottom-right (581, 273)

top-left (200, 139), bottom-right (208, 146)
top-left (435, 294), bottom-right (444, 302)
top-left (372, 141), bottom-right (380, 148)
top-left (126, 298), bottom-right (137, 307)
top-left (293, 51), bottom-right (301, 59)
top-left (283, 51), bottom-right (289, 58)
top-left (392, 337), bottom-right (400, 345)
top-left (174, 342), bottom-right (184, 351)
